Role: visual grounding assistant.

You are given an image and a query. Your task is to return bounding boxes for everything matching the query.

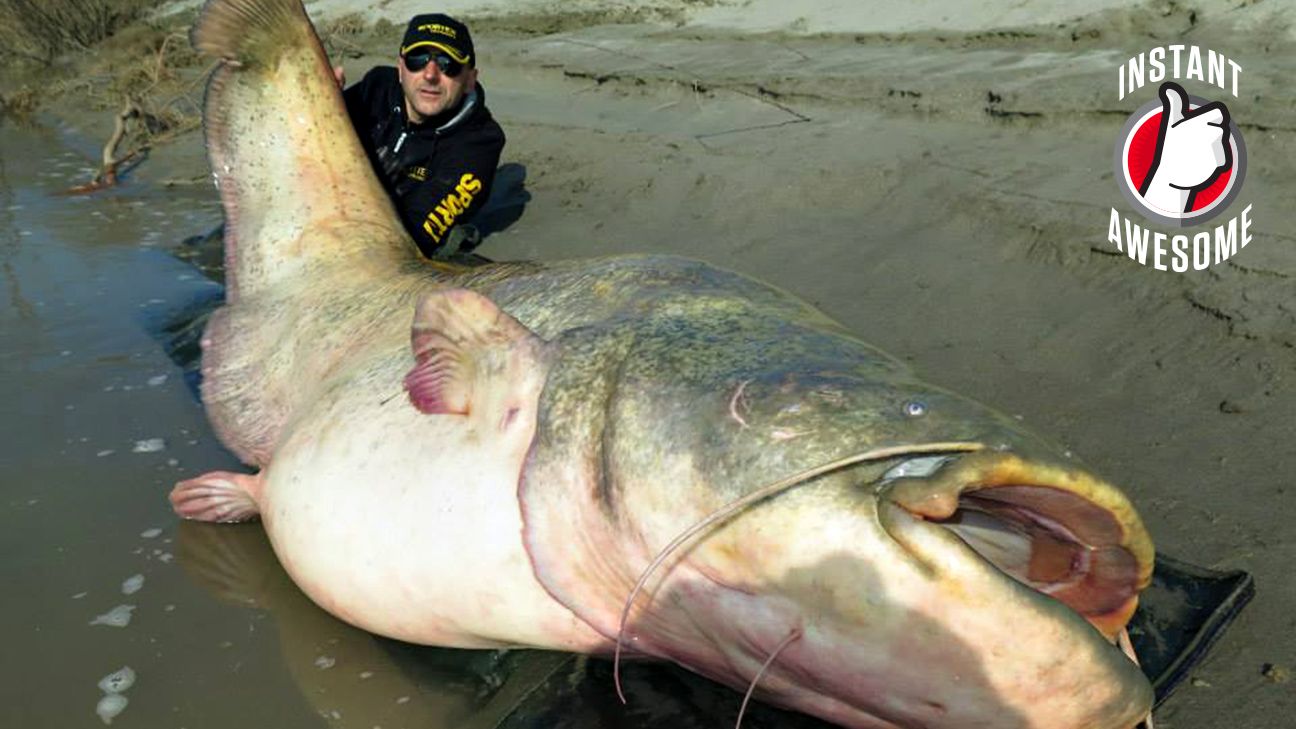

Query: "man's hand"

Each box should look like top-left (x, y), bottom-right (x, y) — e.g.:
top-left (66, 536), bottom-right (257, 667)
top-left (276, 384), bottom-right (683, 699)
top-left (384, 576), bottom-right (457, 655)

top-left (332, 65), bottom-right (346, 90)
top-left (1139, 82), bottom-right (1232, 214)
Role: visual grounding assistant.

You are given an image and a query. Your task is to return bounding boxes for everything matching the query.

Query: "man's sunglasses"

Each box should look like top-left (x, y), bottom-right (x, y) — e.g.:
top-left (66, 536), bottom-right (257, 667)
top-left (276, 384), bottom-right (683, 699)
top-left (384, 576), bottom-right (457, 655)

top-left (402, 51), bottom-right (464, 78)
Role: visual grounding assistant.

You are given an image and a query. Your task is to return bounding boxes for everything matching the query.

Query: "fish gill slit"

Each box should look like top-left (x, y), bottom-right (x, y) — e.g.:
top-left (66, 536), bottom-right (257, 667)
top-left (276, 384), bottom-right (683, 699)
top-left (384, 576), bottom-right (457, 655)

top-left (596, 339), bottom-right (637, 513)
top-left (612, 440), bottom-right (986, 704)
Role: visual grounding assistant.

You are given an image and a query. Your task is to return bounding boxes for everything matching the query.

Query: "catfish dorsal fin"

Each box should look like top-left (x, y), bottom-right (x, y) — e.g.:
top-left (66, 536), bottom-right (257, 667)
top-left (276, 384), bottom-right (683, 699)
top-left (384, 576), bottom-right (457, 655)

top-left (403, 289), bottom-right (548, 425)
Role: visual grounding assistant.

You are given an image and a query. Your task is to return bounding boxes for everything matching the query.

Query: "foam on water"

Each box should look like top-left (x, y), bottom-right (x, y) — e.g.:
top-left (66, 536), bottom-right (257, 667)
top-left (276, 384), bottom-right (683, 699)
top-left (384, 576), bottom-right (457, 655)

top-left (96, 694), bottom-right (128, 725)
top-left (98, 666), bottom-right (136, 694)
top-left (132, 438), bottom-right (166, 453)
top-left (121, 574), bottom-right (145, 595)
top-left (89, 605), bottom-right (136, 628)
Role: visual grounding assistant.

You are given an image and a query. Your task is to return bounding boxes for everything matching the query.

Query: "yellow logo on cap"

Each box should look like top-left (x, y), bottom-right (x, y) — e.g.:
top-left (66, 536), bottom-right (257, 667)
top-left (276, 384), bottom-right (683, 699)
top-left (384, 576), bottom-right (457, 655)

top-left (418, 23), bottom-right (457, 38)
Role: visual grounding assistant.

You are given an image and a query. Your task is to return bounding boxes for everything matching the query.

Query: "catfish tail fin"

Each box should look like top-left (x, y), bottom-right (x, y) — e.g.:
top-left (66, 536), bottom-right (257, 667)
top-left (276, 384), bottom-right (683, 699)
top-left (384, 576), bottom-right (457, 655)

top-left (193, 0), bottom-right (415, 302)
top-left (192, 0), bottom-right (306, 67)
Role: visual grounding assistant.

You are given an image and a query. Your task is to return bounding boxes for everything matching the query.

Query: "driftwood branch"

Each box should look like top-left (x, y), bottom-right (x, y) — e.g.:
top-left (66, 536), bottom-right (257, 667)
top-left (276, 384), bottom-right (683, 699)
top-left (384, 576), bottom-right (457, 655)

top-left (62, 36), bottom-right (198, 195)
top-left (64, 97), bottom-right (145, 194)
top-left (146, 33), bottom-right (188, 91)
top-left (102, 97), bottom-right (141, 172)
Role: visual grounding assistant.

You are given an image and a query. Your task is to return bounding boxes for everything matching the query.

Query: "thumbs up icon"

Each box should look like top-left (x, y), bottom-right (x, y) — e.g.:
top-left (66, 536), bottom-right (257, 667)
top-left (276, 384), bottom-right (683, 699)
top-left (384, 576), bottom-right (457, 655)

top-left (1138, 82), bottom-right (1233, 215)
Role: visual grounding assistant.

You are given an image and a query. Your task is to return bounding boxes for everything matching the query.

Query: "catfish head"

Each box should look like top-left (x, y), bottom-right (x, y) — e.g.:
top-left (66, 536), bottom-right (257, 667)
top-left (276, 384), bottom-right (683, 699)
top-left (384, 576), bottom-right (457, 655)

top-left (516, 259), bottom-right (1154, 729)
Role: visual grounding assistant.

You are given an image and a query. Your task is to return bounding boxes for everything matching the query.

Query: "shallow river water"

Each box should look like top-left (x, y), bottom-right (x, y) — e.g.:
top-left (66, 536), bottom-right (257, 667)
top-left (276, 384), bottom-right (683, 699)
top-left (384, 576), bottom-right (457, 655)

top-left (0, 119), bottom-right (515, 729)
top-left (0, 119), bottom-right (344, 727)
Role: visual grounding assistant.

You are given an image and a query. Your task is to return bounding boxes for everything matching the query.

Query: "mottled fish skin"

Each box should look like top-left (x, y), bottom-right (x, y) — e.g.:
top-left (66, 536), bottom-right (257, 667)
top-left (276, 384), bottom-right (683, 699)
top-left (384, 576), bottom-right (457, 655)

top-left (512, 257), bottom-right (1152, 729)
top-left (179, 1), bottom-right (1155, 728)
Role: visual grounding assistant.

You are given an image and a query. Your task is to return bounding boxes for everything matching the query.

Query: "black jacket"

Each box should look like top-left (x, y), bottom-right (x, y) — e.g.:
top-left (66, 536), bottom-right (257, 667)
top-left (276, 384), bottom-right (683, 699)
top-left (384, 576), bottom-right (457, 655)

top-left (343, 66), bottom-right (505, 256)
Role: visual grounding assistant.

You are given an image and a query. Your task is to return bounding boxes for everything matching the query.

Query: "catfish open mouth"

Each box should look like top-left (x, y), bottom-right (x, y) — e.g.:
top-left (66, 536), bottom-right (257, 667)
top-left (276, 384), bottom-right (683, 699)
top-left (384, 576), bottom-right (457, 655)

top-left (884, 452), bottom-right (1155, 639)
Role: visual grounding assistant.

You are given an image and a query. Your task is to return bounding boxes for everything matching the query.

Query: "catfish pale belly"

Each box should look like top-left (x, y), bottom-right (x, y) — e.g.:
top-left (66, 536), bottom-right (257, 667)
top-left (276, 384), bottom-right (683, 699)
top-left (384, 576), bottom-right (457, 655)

top-left (172, 0), bottom-right (1156, 727)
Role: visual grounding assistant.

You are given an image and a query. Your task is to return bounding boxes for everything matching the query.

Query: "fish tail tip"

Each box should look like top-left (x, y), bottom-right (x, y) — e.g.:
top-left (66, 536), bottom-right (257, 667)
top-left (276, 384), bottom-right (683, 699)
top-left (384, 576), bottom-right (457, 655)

top-left (191, 0), bottom-right (309, 64)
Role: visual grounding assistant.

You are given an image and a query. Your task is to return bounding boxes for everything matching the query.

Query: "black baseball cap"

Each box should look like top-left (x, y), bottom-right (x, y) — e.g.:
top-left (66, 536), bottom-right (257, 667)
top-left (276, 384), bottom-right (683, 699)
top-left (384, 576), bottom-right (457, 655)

top-left (401, 14), bottom-right (474, 66)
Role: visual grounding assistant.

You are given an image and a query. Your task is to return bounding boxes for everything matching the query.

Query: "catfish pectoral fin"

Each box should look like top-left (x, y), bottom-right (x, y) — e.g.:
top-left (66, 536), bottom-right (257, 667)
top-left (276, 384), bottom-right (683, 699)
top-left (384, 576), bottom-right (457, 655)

top-left (406, 288), bottom-right (552, 433)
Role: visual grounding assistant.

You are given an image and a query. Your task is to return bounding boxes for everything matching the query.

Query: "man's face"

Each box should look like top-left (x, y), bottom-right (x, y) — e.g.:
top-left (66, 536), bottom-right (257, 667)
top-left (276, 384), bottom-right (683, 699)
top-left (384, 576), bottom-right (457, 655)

top-left (398, 52), bottom-right (477, 124)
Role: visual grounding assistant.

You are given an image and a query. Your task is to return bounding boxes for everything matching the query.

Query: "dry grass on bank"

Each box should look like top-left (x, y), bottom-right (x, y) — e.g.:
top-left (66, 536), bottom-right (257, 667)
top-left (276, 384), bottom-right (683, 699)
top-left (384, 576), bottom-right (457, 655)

top-left (0, 3), bottom-right (390, 189)
top-left (319, 12), bottom-right (396, 62)
top-left (0, 1), bottom-right (205, 187)
top-left (0, 0), bottom-right (165, 65)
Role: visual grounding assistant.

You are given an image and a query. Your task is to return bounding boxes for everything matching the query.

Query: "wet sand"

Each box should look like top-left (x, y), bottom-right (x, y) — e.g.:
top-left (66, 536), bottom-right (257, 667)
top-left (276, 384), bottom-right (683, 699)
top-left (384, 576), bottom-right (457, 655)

top-left (3, 0), bottom-right (1295, 726)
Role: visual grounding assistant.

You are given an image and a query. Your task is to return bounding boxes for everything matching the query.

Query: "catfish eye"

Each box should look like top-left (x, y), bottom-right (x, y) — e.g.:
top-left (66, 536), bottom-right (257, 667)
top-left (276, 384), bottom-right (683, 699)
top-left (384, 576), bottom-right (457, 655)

top-left (903, 400), bottom-right (927, 417)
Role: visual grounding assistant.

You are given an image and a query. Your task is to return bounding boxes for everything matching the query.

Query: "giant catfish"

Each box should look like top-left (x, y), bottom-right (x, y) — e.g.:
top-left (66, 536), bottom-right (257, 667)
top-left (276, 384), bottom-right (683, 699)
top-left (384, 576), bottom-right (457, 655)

top-left (171, 0), bottom-right (1156, 726)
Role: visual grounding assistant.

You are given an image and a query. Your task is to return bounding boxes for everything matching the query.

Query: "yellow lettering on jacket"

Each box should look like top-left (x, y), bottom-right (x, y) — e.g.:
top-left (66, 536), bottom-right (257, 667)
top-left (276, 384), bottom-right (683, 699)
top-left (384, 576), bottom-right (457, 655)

top-left (457, 173), bottom-right (483, 195)
top-left (423, 173), bottom-right (482, 245)
top-left (423, 208), bottom-right (448, 236)
top-left (423, 217), bottom-right (444, 242)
